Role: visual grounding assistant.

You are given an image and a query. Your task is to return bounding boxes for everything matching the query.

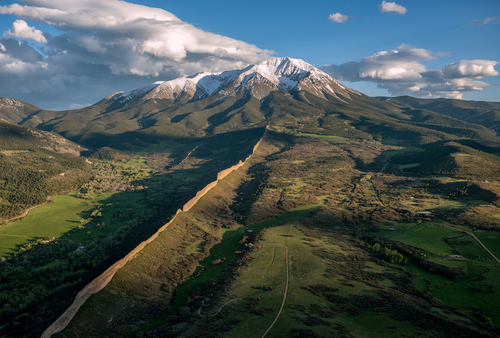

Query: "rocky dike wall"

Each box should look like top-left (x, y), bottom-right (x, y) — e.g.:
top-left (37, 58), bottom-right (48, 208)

top-left (41, 137), bottom-right (263, 338)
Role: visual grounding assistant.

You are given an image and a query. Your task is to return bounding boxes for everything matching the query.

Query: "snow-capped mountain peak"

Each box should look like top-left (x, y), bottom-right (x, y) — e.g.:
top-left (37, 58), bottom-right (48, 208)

top-left (109, 57), bottom-right (358, 105)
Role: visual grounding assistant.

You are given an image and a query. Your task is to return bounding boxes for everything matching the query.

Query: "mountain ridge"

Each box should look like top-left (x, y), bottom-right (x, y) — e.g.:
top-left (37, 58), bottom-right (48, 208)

top-left (0, 57), bottom-right (499, 150)
top-left (109, 57), bottom-right (359, 107)
top-left (377, 96), bottom-right (500, 134)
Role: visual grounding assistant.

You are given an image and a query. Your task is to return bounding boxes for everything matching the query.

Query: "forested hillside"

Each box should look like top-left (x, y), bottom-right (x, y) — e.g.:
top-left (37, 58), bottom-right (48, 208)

top-left (0, 122), bottom-right (90, 219)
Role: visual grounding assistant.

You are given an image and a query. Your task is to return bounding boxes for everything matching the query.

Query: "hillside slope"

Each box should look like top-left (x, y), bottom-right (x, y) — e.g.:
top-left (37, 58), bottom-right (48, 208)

top-left (0, 121), bottom-right (90, 219)
top-left (0, 97), bottom-right (41, 125)
top-left (377, 96), bottom-right (500, 134)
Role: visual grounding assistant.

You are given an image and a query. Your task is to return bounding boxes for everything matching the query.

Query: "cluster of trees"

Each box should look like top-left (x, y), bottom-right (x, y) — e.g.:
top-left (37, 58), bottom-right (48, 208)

top-left (368, 243), bottom-right (407, 265)
top-left (0, 218), bottom-right (142, 332)
top-left (445, 212), bottom-right (500, 231)
top-left (0, 150), bottom-right (90, 219)
top-left (78, 161), bottom-right (151, 196)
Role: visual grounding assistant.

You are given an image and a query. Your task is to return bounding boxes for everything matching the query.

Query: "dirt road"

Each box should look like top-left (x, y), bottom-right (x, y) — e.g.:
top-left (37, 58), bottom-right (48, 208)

top-left (261, 245), bottom-right (289, 338)
top-left (435, 223), bottom-right (500, 264)
top-left (3, 196), bottom-right (51, 223)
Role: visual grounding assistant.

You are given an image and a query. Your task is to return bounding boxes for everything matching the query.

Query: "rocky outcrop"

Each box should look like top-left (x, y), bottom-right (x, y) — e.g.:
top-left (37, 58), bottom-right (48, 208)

top-left (40, 135), bottom-right (264, 338)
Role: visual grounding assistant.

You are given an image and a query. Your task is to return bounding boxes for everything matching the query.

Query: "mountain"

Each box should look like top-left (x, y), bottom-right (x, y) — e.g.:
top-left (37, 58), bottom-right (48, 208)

top-left (110, 57), bottom-right (359, 105)
top-left (3, 58), bottom-right (500, 338)
top-left (1, 57), bottom-right (499, 150)
top-left (0, 97), bottom-right (41, 125)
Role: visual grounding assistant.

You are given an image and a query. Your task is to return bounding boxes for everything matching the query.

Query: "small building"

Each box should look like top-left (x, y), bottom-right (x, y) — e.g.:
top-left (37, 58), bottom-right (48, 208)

top-left (448, 254), bottom-right (461, 259)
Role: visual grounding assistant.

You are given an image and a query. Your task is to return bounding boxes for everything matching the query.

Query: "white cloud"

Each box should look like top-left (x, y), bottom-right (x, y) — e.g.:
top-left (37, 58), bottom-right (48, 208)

top-left (379, 1), bottom-right (407, 14)
top-left (0, 0), bottom-right (271, 72)
top-left (320, 45), bottom-right (498, 100)
top-left (4, 19), bottom-right (47, 43)
top-left (442, 60), bottom-right (498, 79)
top-left (328, 13), bottom-right (349, 23)
top-left (473, 15), bottom-right (500, 25)
top-left (0, 0), bottom-right (273, 109)
top-left (0, 49), bottom-right (44, 75)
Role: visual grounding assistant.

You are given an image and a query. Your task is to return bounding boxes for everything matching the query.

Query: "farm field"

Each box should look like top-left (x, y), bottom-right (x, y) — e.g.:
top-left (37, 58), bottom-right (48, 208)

top-left (378, 222), bottom-right (481, 257)
top-left (299, 132), bottom-right (348, 143)
top-left (0, 191), bottom-right (147, 257)
top-left (376, 220), bottom-right (500, 325)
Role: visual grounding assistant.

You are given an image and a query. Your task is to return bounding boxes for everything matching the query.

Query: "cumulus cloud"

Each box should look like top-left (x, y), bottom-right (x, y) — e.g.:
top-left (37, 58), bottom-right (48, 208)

top-left (442, 60), bottom-right (498, 79)
top-left (0, 0), bottom-right (273, 109)
top-left (4, 19), bottom-right (46, 43)
top-left (328, 13), bottom-right (349, 23)
top-left (379, 1), bottom-right (407, 14)
top-left (321, 44), bottom-right (499, 100)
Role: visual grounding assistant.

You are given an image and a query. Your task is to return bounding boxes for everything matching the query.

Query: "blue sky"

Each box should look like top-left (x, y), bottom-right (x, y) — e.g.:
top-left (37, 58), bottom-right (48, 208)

top-left (0, 0), bottom-right (498, 109)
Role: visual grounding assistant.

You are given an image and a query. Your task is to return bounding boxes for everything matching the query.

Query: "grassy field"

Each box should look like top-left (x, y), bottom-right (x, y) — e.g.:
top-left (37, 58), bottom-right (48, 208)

top-left (299, 132), bottom-right (348, 143)
top-left (135, 140), bottom-right (175, 156)
top-left (473, 231), bottom-right (500, 260)
top-left (214, 223), bottom-right (436, 338)
top-left (378, 222), bottom-right (468, 256)
top-left (0, 190), bottom-right (146, 257)
top-left (376, 220), bottom-right (500, 325)
top-left (134, 204), bottom-right (322, 334)
top-left (405, 260), bottom-right (500, 325)
top-left (378, 221), bottom-right (498, 263)
top-left (226, 224), bottom-right (327, 338)
top-left (0, 235), bottom-right (38, 257)
top-left (273, 126), bottom-right (348, 143)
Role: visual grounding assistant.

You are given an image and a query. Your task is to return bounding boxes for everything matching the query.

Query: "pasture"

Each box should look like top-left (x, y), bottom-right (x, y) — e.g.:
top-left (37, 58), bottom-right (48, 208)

top-left (134, 204), bottom-right (322, 334)
top-left (0, 190), bottom-right (146, 257)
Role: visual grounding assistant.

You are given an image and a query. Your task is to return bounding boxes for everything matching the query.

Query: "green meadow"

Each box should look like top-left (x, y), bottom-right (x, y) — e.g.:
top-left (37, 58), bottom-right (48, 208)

top-left (0, 190), bottom-right (146, 257)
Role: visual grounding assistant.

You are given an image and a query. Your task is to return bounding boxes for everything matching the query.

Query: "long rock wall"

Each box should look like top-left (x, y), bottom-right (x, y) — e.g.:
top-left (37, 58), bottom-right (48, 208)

top-left (41, 137), bottom-right (263, 338)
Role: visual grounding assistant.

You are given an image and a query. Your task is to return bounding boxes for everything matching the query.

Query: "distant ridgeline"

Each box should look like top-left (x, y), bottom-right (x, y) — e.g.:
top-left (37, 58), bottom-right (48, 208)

top-left (0, 58), bottom-right (498, 151)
